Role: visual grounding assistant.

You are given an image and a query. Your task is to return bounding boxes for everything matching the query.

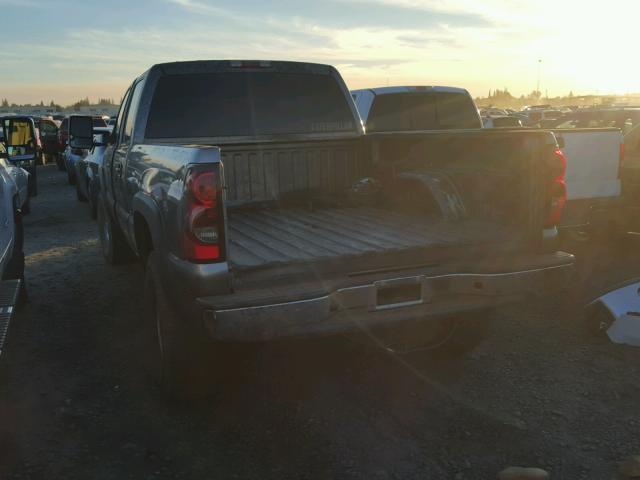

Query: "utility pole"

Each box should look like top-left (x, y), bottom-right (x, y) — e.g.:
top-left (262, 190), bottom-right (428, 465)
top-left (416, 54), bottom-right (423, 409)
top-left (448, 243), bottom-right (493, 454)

top-left (537, 59), bottom-right (542, 96)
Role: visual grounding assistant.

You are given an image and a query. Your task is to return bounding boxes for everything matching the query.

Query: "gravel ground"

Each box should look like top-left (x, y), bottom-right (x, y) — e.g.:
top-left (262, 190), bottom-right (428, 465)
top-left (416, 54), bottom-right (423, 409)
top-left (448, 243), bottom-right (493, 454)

top-left (1, 165), bottom-right (639, 480)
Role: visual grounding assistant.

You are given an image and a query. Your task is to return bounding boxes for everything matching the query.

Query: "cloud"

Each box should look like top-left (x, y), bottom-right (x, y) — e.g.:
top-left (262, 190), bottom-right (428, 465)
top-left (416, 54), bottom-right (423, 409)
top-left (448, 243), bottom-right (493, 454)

top-left (0, 0), bottom-right (41, 5)
top-left (165, 0), bottom-right (244, 21)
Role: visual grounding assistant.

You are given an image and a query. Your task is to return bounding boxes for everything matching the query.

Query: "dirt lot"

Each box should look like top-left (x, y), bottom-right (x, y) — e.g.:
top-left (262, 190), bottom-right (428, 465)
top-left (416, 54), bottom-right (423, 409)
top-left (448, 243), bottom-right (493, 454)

top-left (1, 165), bottom-right (639, 479)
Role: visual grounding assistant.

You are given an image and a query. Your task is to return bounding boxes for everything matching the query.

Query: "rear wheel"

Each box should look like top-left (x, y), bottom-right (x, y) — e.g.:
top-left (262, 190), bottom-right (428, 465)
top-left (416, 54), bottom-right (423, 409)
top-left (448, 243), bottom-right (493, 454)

top-left (55, 153), bottom-right (65, 171)
top-left (21, 197), bottom-right (31, 216)
top-left (76, 180), bottom-right (87, 202)
top-left (144, 252), bottom-right (219, 400)
top-left (97, 200), bottom-right (133, 264)
top-left (28, 170), bottom-right (37, 197)
top-left (88, 183), bottom-right (98, 220)
top-left (67, 168), bottom-right (76, 186)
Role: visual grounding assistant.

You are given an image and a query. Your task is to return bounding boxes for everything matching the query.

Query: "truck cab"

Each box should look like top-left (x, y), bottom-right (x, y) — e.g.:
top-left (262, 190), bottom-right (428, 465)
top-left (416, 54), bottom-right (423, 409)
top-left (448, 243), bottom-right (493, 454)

top-left (351, 86), bottom-right (482, 132)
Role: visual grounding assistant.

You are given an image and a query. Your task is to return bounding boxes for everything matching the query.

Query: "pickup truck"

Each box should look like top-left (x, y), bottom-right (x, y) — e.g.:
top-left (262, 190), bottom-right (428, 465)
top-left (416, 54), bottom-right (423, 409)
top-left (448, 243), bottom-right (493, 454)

top-left (69, 60), bottom-right (573, 399)
top-left (0, 118), bottom-right (31, 359)
top-left (351, 86), bottom-right (483, 131)
top-left (351, 87), bottom-right (624, 238)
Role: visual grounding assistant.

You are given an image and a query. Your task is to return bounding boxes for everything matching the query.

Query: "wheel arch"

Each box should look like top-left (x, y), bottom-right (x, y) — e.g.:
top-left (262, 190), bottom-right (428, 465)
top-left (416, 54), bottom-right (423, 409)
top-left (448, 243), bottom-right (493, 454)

top-left (132, 193), bottom-right (164, 265)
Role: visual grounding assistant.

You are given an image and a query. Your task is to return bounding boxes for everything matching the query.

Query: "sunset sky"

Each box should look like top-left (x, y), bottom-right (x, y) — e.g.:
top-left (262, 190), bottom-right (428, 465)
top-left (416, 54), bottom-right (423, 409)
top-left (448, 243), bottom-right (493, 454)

top-left (1, 0), bottom-right (638, 105)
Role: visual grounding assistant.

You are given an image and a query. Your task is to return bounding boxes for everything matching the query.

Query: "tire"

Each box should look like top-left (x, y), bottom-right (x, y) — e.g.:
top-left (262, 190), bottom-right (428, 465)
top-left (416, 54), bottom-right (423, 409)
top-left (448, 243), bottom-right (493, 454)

top-left (67, 169), bottom-right (76, 186)
top-left (97, 199), bottom-right (133, 265)
top-left (76, 180), bottom-right (87, 202)
top-left (144, 252), bottom-right (216, 400)
top-left (88, 184), bottom-right (98, 220)
top-left (56, 154), bottom-right (65, 171)
top-left (584, 302), bottom-right (614, 339)
top-left (21, 197), bottom-right (31, 216)
top-left (28, 170), bottom-right (37, 197)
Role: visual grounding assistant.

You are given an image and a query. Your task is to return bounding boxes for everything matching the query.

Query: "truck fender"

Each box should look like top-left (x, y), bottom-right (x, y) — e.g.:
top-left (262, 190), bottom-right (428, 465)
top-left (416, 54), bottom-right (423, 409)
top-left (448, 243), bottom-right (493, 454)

top-left (131, 192), bottom-right (164, 258)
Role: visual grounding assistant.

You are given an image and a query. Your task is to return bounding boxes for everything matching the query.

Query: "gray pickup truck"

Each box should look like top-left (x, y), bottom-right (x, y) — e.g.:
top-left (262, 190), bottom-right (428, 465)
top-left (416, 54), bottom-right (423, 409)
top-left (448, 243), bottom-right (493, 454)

top-left (0, 117), bottom-right (32, 360)
top-left (69, 60), bottom-right (573, 399)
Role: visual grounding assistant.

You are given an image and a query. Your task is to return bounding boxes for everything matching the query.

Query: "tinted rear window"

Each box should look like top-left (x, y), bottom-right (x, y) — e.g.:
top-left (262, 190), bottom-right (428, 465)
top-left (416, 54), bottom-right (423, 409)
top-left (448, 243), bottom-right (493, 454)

top-left (366, 92), bottom-right (480, 132)
top-left (146, 72), bottom-right (356, 138)
top-left (93, 118), bottom-right (108, 127)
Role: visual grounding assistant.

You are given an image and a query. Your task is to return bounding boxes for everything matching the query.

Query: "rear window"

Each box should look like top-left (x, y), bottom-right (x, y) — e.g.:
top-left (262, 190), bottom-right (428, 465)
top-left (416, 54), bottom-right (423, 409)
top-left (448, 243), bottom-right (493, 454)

top-left (92, 117), bottom-right (108, 128)
top-left (146, 72), bottom-right (356, 138)
top-left (366, 92), bottom-right (480, 132)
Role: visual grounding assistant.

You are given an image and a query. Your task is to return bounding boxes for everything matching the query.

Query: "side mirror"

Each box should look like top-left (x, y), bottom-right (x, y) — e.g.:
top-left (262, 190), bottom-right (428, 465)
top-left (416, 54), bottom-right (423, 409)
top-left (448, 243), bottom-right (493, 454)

top-left (2, 117), bottom-right (37, 163)
top-left (68, 115), bottom-right (94, 150)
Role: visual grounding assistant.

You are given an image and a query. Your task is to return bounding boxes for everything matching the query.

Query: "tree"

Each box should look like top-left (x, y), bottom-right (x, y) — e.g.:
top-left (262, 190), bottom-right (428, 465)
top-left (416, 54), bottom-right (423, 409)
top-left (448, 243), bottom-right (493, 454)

top-left (1, 98), bottom-right (8, 108)
top-left (71, 97), bottom-right (91, 111)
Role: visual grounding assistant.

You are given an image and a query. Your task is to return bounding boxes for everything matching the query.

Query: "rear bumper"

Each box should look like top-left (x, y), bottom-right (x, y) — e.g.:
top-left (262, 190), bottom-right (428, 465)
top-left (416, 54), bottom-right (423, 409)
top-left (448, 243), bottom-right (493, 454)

top-left (198, 254), bottom-right (574, 342)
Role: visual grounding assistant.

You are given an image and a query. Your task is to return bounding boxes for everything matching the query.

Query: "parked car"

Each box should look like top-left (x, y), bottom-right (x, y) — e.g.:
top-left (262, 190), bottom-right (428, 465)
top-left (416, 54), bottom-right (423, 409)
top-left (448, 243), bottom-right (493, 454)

top-left (37, 117), bottom-right (59, 163)
top-left (483, 116), bottom-right (523, 128)
top-left (549, 107), bottom-right (640, 134)
top-left (479, 107), bottom-right (508, 118)
top-left (0, 118), bottom-right (33, 357)
top-left (70, 60), bottom-right (573, 400)
top-left (56, 116), bottom-right (108, 171)
top-left (0, 130), bottom-right (31, 215)
top-left (351, 86), bottom-right (482, 131)
top-left (55, 117), bottom-right (69, 170)
top-left (1, 117), bottom-right (38, 197)
top-left (63, 145), bottom-right (85, 185)
top-left (66, 125), bottom-right (112, 186)
top-left (74, 129), bottom-right (111, 218)
top-left (524, 109), bottom-right (564, 127)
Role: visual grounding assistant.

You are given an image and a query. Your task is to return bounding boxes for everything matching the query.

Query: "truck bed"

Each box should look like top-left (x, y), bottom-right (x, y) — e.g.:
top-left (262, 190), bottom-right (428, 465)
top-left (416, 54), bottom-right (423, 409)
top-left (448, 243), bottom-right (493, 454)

top-left (227, 206), bottom-right (516, 271)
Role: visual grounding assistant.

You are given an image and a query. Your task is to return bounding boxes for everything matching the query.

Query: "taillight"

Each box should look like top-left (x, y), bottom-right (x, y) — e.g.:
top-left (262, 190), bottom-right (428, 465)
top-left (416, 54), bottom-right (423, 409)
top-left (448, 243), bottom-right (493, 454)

top-left (229, 60), bottom-right (271, 68)
top-left (182, 165), bottom-right (224, 262)
top-left (545, 147), bottom-right (567, 228)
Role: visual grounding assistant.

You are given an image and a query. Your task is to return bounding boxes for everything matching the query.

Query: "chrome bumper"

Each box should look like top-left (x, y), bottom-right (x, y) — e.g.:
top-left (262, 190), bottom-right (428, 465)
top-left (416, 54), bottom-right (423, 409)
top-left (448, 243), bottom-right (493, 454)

top-left (201, 262), bottom-right (573, 342)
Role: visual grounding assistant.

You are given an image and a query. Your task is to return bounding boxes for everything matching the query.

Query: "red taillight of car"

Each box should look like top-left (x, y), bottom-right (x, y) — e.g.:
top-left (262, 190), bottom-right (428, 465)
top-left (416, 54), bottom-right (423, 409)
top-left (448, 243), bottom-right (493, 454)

top-left (182, 165), bottom-right (224, 262)
top-left (545, 147), bottom-right (567, 228)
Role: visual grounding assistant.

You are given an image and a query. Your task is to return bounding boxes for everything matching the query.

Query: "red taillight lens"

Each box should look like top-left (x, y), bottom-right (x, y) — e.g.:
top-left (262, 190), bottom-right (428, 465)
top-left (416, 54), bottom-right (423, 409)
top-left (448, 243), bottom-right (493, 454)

top-left (183, 166), bottom-right (224, 262)
top-left (188, 171), bottom-right (217, 207)
top-left (545, 148), bottom-right (568, 228)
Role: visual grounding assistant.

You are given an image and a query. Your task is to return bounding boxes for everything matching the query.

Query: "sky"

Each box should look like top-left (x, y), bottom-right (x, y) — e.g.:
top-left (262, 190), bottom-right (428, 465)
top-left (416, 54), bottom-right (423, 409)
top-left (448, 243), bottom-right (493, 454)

top-left (1, 0), bottom-right (639, 105)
